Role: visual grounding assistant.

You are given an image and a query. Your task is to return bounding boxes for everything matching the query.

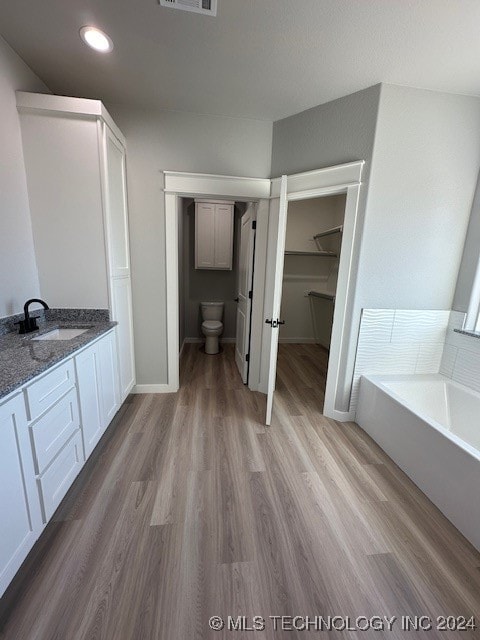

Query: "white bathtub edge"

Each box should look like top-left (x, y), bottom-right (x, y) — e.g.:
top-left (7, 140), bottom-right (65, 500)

top-left (356, 375), bottom-right (480, 552)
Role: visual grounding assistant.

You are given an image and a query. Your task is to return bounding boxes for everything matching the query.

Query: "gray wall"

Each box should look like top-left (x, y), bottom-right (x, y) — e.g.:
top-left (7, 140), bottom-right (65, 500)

top-left (271, 85), bottom-right (381, 410)
top-left (0, 36), bottom-right (48, 317)
top-left (182, 201), bottom-right (244, 341)
top-left (271, 85), bottom-right (381, 177)
top-left (106, 103), bottom-right (273, 385)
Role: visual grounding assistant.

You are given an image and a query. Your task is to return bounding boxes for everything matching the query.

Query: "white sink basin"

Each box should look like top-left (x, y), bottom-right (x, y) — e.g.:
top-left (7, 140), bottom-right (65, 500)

top-left (32, 328), bottom-right (89, 341)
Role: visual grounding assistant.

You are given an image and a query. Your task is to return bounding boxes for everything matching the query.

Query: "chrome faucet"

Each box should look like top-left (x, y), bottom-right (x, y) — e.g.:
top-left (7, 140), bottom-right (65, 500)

top-left (15, 298), bottom-right (49, 334)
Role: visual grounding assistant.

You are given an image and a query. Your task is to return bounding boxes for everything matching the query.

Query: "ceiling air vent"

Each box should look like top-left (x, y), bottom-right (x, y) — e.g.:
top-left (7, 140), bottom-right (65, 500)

top-left (159, 0), bottom-right (217, 17)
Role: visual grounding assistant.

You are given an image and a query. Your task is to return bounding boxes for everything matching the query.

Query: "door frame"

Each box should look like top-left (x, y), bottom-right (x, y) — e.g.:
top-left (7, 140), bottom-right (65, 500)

top-left (265, 161), bottom-right (364, 422)
top-left (163, 163), bottom-right (364, 423)
top-left (163, 172), bottom-right (271, 392)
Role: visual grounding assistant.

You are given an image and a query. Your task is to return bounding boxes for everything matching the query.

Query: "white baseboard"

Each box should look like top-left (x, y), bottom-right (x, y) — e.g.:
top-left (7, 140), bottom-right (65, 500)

top-left (278, 337), bottom-right (317, 344)
top-left (132, 383), bottom-right (177, 394)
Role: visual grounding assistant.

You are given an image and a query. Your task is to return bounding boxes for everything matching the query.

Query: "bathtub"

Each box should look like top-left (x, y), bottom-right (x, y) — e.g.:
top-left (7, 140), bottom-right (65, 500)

top-left (356, 374), bottom-right (480, 551)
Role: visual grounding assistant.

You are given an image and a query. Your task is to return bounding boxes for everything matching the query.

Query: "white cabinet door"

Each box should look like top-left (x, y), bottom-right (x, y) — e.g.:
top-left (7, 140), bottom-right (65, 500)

top-left (111, 278), bottom-right (136, 401)
top-left (97, 330), bottom-right (120, 426)
top-left (214, 205), bottom-right (234, 269)
top-left (104, 126), bottom-right (130, 278)
top-left (75, 344), bottom-right (103, 460)
top-left (76, 331), bottom-right (120, 459)
top-left (38, 432), bottom-right (84, 522)
top-left (195, 202), bottom-right (215, 268)
top-left (30, 388), bottom-right (80, 474)
top-left (0, 395), bottom-right (43, 597)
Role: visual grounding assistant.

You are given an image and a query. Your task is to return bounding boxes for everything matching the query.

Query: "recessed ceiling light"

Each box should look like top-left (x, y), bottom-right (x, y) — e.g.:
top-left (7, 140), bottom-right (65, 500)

top-left (79, 26), bottom-right (113, 53)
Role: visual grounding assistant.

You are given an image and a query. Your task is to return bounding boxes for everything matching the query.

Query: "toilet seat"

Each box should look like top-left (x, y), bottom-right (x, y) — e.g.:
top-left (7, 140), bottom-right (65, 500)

top-left (202, 320), bottom-right (222, 331)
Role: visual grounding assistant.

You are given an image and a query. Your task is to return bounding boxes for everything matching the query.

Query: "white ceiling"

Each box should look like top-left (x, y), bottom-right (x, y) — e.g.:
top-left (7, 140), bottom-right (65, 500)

top-left (2, 0), bottom-right (480, 121)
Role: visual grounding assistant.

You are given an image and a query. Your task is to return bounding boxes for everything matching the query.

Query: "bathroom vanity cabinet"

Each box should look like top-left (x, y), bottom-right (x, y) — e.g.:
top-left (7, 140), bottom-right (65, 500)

top-left (0, 329), bottom-right (119, 598)
top-left (16, 92), bottom-right (135, 401)
top-left (195, 200), bottom-right (234, 269)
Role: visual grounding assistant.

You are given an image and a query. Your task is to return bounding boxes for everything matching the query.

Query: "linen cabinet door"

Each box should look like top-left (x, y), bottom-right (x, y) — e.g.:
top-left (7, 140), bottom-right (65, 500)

top-left (104, 125), bottom-right (130, 278)
top-left (111, 277), bottom-right (136, 401)
top-left (75, 343), bottom-right (103, 460)
top-left (97, 330), bottom-right (120, 427)
top-left (0, 395), bottom-right (43, 597)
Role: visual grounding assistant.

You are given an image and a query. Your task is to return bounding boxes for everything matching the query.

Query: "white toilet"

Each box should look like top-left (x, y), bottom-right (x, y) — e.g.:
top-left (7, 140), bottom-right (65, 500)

top-left (201, 302), bottom-right (224, 354)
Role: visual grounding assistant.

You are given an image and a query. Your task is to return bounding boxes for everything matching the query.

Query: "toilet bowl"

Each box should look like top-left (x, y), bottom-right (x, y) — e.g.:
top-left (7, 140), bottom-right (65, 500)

top-left (201, 302), bottom-right (224, 354)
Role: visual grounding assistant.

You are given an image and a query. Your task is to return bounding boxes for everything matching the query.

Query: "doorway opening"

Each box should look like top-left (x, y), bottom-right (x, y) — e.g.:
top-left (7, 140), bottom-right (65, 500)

top-left (177, 197), bottom-right (258, 388)
top-left (276, 194), bottom-right (346, 412)
top-left (164, 164), bottom-right (364, 425)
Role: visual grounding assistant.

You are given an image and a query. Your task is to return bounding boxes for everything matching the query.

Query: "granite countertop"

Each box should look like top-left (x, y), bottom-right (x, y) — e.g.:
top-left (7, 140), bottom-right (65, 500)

top-left (0, 319), bottom-right (117, 401)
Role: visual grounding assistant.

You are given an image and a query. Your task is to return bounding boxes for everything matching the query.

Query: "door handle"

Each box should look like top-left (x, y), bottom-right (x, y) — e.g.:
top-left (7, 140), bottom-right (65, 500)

top-left (265, 318), bottom-right (285, 328)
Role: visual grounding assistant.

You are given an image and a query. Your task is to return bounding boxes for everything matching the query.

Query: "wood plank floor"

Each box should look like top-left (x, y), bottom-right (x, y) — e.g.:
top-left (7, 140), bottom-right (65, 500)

top-left (1, 343), bottom-right (480, 639)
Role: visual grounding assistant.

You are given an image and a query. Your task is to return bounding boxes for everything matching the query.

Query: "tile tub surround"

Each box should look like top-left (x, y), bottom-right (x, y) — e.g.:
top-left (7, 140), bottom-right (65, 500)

top-left (0, 318), bottom-right (116, 400)
top-left (351, 309), bottom-right (452, 412)
top-left (440, 311), bottom-right (480, 395)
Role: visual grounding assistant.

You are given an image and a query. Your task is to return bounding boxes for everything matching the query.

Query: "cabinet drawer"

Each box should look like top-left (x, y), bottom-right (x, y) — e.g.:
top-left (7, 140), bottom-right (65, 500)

top-left (26, 361), bottom-right (75, 421)
top-left (31, 388), bottom-right (80, 474)
top-left (38, 431), bottom-right (83, 522)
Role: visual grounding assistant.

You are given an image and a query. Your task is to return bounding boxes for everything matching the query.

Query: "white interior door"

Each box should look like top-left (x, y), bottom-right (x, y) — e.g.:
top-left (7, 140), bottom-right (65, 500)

top-left (235, 204), bottom-right (256, 382)
top-left (265, 176), bottom-right (288, 425)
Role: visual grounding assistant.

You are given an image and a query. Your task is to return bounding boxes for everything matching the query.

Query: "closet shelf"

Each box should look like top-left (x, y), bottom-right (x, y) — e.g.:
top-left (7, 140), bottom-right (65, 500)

top-left (313, 225), bottom-right (343, 240)
top-left (308, 290), bottom-right (336, 302)
top-left (284, 250), bottom-right (338, 257)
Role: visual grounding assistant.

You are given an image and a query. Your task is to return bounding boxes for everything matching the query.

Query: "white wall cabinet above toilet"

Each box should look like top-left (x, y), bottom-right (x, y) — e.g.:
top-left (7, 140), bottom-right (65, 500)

top-left (195, 200), bottom-right (234, 270)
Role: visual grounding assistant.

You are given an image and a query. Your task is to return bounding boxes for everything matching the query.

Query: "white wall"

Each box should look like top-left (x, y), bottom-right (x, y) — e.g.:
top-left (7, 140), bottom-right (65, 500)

top-left (105, 103), bottom-right (272, 385)
top-left (271, 83), bottom-right (480, 413)
top-left (359, 84), bottom-right (480, 311)
top-left (0, 36), bottom-right (48, 317)
top-left (19, 111), bottom-right (109, 309)
top-left (349, 85), bottom-right (480, 410)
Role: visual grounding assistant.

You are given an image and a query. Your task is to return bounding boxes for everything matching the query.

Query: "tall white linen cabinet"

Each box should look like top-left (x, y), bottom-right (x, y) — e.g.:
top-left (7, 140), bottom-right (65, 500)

top-left (17, 92), bottom-right (135, 401)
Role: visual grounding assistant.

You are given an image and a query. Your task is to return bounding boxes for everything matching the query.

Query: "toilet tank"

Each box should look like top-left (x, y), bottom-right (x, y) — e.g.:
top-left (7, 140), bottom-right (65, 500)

top-left (201, 301), bottom-right (224, 321)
